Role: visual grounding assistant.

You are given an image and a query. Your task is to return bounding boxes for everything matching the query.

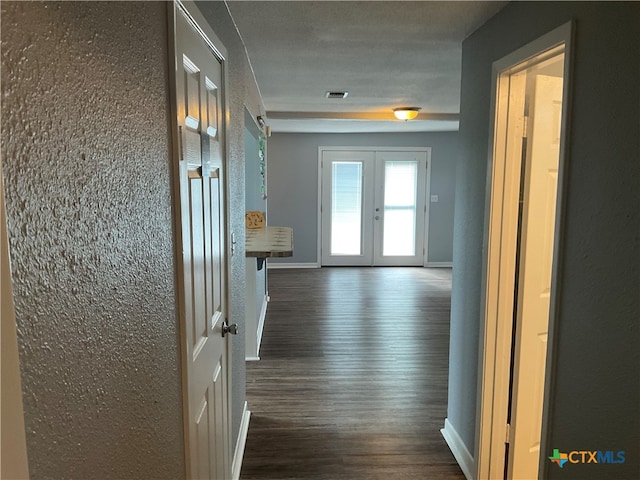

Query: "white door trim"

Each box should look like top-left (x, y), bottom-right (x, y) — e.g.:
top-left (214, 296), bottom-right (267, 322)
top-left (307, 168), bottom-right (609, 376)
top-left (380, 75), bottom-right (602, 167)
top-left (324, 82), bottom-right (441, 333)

top-left (317, 146), bottom-right (432, 267)
top-left (1, 159), bottom-right (30, 480)
top-left (475, 21), bottom-right (573, 480)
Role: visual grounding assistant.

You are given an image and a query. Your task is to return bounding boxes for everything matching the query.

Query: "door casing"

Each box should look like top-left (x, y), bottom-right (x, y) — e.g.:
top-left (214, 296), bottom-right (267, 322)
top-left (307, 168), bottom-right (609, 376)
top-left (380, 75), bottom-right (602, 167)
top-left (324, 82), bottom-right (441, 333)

top-left (475, 21), bottom-right (573, 480)
top-left (1, 158), bottom-right (30, 480)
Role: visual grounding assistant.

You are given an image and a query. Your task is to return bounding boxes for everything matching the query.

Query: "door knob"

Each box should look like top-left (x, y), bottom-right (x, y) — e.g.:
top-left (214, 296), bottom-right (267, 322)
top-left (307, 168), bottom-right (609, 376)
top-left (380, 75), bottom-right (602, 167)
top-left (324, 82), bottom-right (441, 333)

top-left (222, 321), bottom-right (239, 337)
top-left (375, 215), bottom-right (380, 220)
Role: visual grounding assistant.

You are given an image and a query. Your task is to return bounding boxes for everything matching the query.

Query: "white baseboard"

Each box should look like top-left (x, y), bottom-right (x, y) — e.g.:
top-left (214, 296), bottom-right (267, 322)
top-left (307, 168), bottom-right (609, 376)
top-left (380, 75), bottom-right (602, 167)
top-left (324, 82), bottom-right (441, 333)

top-left (256, 294), bottom-right (268, 356)
top-left (245, 356), bottom-right (260, 361)
top-left (441, 418), bottom-right (474, 480)
top-left (231, 402), bottom-right (251, 480)
top-left (267, 262), bottom-right (320, 269)
top-left (426, 261), bottom-right (453, 268)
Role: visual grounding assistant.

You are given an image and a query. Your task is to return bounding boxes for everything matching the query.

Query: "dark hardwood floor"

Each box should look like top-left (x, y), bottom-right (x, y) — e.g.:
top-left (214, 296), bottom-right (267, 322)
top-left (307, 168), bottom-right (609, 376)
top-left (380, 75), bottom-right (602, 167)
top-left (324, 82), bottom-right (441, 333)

top-left (240, 267), bottom-right (464, 480)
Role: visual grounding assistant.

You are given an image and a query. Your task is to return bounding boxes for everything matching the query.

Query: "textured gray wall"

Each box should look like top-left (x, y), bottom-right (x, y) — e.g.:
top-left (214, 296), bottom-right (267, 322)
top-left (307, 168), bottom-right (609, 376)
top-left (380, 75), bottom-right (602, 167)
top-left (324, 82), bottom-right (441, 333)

top-left (1, 2), bottom-right (184, 479)
top-left (267, 132), bottom-right (458, 264)
top-left (195, 1), bottom-right (266, 450)
top-left (448, 2), bottom-right (640, 478)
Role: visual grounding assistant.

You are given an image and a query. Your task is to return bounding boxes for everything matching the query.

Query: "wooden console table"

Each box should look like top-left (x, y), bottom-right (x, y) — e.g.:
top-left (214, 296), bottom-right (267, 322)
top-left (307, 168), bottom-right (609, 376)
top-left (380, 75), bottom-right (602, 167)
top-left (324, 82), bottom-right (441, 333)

top-left (246, 226), bottom-right (293, 269)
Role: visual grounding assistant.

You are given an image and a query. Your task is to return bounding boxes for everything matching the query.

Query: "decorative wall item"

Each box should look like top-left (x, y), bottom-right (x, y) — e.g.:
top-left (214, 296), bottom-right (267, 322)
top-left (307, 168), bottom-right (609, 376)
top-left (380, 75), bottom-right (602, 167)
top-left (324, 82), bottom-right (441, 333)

top-left (259, 133), bottom-right (267, 199)
top-left (245, 211), bottom-right (265, 229)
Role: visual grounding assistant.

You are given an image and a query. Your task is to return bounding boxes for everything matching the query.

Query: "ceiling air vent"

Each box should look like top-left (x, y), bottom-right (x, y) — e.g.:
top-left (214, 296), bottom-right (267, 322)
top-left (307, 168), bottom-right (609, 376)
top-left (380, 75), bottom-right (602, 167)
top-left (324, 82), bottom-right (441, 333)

top-left (325, 91), bottom-right (349, 99)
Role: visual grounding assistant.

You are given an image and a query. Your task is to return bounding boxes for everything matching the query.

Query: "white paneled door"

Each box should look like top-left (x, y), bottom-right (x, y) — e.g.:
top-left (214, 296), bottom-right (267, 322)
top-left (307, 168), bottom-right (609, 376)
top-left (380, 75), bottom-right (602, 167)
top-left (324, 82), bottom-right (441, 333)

top-left (320, 149), bottom-right (429, 266)
top-left (508, 71), bottom-right (564, 480)
top-left (173, 3), bottom-right (231, 479)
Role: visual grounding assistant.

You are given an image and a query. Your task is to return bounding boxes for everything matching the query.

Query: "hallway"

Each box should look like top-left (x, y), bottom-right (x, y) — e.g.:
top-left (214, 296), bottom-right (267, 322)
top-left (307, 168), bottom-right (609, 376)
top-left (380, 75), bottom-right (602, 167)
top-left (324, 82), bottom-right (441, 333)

top-left (241, 267), bottom-right (464, 479)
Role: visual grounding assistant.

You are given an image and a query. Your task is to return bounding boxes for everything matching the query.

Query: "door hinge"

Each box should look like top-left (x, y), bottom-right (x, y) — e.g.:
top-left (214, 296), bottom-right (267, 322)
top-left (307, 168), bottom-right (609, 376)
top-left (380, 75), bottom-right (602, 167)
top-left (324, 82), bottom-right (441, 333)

top-left (505, 423), bottom-right (511, 443)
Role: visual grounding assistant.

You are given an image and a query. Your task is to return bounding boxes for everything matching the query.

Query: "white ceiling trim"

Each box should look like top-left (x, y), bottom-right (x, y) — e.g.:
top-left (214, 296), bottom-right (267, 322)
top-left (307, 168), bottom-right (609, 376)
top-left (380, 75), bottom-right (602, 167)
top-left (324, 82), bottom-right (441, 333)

top-left (267, 111), bottom-right (459, 122)
top-left (268, 118), bottom-right (459, 134)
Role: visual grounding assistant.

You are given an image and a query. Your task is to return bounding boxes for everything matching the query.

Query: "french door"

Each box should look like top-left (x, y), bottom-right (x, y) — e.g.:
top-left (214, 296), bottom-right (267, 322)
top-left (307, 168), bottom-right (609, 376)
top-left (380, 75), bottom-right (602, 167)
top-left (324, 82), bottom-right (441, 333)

top-left (320, 148), bottom-right (429, 266)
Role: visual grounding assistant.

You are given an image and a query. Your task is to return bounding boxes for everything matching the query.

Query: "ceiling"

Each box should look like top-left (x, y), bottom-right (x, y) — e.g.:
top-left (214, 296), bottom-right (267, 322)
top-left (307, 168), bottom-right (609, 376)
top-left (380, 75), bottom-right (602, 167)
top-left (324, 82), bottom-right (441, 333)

top-left (226, 1), bottom-right (507, 133)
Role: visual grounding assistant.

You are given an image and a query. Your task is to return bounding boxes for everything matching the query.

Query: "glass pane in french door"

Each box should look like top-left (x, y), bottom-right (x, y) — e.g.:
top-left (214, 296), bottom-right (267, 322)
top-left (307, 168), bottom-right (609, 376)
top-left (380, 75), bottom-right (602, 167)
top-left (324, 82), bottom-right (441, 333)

top-left (331, 161), bottom-right (363, 255)
top-left (382, 160), bottom-right (418, 256)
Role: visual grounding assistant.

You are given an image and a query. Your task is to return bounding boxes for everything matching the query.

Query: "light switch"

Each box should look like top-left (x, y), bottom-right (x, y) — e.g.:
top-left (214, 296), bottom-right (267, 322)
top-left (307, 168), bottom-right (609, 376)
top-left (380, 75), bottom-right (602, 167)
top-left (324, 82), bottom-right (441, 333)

top-left (431, 195), bottom-right (439, 202)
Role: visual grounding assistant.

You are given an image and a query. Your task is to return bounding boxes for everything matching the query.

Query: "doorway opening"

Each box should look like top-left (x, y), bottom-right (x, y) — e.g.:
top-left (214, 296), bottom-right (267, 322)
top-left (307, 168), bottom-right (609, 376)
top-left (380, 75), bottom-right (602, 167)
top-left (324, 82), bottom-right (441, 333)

top-left (476, 22), bottom-right (572, 480)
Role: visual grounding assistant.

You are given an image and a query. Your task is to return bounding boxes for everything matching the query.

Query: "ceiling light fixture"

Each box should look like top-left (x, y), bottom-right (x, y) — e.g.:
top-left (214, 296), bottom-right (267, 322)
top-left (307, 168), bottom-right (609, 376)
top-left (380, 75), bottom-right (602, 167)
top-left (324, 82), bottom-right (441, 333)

top-left (393, 107), bottom-right (421, 121)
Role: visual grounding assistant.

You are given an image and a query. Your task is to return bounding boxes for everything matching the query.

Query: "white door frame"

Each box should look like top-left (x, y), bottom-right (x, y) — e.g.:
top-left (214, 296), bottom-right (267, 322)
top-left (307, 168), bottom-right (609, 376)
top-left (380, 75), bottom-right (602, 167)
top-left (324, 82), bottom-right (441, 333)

top-left (1, 160), bottom-right (30, 480)
top-left (168, 2), bottom-right (234, 477)
top-left (317, 146), bottom-right (432, 267)
top-left (475, 21), bottom-right (573, 480)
